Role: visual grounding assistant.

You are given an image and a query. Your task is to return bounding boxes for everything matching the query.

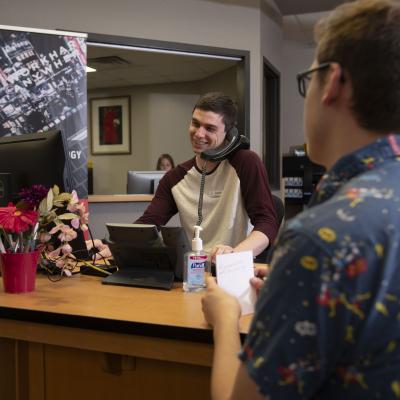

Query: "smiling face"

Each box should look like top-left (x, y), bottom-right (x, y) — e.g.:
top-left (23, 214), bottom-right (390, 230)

top-left (159, 157), bottom-right (173, 171)
top-left (189, 108), bottom-right (226, 156)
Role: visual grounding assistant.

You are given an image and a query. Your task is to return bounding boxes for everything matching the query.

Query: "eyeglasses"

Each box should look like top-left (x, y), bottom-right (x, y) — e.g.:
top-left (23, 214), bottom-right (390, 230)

top-left (296, 62), bottom-right (331, 98)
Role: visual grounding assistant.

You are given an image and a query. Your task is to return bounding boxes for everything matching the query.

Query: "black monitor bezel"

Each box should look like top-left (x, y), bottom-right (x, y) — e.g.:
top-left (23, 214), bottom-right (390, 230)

top-left (0, 130), bottom-right (72, 200)
top-left (126, 170), bottom-right (166, 194)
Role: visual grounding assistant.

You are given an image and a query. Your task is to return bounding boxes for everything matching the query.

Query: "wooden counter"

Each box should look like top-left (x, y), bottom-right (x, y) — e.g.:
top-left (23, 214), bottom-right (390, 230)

top-left (0, 274), bottom-right (252, 400)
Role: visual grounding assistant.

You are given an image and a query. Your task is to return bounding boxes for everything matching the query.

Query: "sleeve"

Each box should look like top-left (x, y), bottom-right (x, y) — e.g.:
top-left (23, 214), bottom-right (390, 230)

top-left (230, 150), bottom-right (279, 243)
top-left (238, 229), bottom-right (352, 399)
top-left (134, 171), bottom-right (179, 226)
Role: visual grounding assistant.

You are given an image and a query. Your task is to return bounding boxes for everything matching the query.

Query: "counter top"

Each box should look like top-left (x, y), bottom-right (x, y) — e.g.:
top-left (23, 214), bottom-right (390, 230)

top-left (88, 194), bottom-right (153, 203)
top-left (0, 273), bottom-right (252, 343)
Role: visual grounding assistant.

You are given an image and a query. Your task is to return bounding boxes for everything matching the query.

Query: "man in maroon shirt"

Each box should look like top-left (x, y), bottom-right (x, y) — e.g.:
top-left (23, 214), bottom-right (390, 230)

top-left (136, 92), bottom-right (278, 259)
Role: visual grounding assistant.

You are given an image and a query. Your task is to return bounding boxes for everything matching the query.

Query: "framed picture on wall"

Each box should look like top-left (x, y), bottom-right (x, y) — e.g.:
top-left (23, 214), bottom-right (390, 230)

top-left (90, 96), bottom-right (131, 155)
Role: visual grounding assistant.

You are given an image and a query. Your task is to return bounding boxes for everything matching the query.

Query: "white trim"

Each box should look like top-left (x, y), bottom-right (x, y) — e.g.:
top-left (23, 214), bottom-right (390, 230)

top-left (87, 42), bottom-right (242, 61)
top-left (0, 24), bottom-right (87, 38)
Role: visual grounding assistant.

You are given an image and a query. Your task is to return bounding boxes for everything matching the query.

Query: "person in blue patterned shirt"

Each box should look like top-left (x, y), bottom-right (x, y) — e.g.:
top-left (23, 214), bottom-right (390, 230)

top-left (202, 0), bottom-right (400, 399)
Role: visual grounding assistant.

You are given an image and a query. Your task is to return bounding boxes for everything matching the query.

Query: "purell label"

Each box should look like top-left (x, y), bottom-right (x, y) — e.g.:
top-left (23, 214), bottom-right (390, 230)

top-left (187, 255), bottom-right (207, 286)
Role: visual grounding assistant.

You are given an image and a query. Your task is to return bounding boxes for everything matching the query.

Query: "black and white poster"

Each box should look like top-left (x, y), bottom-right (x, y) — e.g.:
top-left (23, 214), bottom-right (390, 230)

top-left (0, 26), bottom-right (88, 198)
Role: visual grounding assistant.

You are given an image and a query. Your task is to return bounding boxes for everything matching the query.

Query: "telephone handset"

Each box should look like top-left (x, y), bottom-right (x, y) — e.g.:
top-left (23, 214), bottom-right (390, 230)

top-left (196, 127), bottom-right (249, 227)
top-left (200, 126), bottom-right (250, 162)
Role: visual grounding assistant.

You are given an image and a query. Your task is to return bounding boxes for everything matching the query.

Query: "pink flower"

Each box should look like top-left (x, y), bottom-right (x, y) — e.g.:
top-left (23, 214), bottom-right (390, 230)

top-left (47, 247), bottom-right (61, 258)
top-left (0, 205), bottom-right (38, 233)
top-left (49, 225), bottom-right (62, 235)
top-left (55, 258), bottom-right (65, 268)
top-left (58, 225), bottom-right (77, 242)
top-left (71, 190), bottom-right (79, 203)
top-left (61, 244), bottom-right (72, 255)
top-left (68, 201), bottom-right (89, 229)
top-left (49, 224), bottom-right (77, 242)
top-left (71, 217), bottom-right (80, 229)
top-left (39, 232), bottom-right (52, 243)
top-left (71, 214), bottom-right (89, 231)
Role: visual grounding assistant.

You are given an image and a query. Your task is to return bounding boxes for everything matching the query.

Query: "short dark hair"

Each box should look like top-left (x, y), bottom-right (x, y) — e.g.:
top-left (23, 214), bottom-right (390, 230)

top-left (315, 0), bottom-right (400, 132)
top-left (156, 153), bottom-right (175, 170)
top-left (193, 92), bottom-right (237, 132)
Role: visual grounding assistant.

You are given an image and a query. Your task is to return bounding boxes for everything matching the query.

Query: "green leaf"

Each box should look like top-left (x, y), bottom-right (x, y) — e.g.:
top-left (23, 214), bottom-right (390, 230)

top-left (52, 185), bottom-right (60, 196)
top-left (39, 197), bottom-right (48, 214)
top-left (54, 193), bottom-right (71, 203)
top-left (46, 189), bottom-right (54, 212)
top-left (58, 213), bottom-right (77, 220)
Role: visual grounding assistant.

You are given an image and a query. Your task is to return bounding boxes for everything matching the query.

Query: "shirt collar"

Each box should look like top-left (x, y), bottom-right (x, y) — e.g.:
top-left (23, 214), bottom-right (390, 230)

top-left (309, 133), bottom-right (400, 206)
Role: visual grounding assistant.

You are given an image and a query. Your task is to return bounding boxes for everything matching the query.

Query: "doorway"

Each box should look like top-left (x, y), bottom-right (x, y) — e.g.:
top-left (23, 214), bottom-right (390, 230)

top-left (263, 57), bottom-right (280, 191)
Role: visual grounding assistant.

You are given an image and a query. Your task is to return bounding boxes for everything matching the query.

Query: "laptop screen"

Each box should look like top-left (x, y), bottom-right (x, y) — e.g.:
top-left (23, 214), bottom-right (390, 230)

top-left (104, 224), bottom-right (190, 288)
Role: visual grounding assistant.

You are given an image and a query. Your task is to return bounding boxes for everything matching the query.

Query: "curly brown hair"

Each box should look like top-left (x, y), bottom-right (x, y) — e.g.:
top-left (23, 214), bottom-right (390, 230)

top-left (315, 0), bottom-right (400, 132)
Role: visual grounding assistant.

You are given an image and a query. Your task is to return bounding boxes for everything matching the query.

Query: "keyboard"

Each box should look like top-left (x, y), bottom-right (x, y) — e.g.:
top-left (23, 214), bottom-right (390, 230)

top-left (101, 267), bottom-right (174, 290)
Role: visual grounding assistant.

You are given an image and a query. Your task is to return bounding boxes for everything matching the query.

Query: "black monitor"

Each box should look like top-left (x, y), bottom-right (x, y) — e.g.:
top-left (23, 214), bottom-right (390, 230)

top-left (127, 171), bottom-right (166, 194)
top-left (0, 130), bottom-right (72, 204)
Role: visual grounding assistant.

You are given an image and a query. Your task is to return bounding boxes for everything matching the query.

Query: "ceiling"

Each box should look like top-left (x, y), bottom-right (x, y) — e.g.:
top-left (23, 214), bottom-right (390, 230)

top-left (282, 11), bottom-right (330, 47)
top-left (87, 45), bottom-right (238, 90)
top-left (278, 0), bottom-right (349, 47)
top-left (273, 0), bottom-right (347, 15)
top-left (87, 1), bottom-right (346, 90)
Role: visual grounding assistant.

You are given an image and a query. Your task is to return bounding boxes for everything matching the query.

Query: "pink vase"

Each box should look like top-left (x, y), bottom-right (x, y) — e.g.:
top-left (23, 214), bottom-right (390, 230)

top-left (0, 250), bottom-right (40, 293)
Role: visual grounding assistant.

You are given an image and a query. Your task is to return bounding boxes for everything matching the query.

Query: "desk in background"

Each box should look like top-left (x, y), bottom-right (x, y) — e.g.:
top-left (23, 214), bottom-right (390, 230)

top-left (88, 194), bottom-right (181, 239)
top-left (0, 273), bottom-right (252, 400)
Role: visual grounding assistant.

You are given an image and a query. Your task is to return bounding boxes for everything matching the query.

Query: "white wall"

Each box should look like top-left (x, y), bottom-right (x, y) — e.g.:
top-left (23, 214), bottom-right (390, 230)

top-left (281, 41), bottom-right (315, 154)
top-left (89, 83), bottom-right (199, 194)
top-left (260, 0), bottom-right (283, 155)
top-left (88, 65), bottom-right (239, 194)
top-left (199, 66), bottom-right (239, 102)
top-left (0, 0), bottom-right (282, 157)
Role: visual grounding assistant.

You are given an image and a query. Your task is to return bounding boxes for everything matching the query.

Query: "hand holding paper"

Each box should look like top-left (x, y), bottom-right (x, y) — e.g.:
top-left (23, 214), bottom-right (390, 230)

top-left (215, 250), bottom-right (256, 315)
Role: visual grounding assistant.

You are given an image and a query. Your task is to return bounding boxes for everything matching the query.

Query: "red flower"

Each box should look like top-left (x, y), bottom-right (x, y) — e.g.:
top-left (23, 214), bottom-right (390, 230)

top-left (0, 205), bottom-right (38, 233)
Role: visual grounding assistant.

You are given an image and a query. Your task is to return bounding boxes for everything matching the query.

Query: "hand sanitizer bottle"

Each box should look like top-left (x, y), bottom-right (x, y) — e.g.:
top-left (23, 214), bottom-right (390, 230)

top-left (183, 225), bottom-right (208, 292)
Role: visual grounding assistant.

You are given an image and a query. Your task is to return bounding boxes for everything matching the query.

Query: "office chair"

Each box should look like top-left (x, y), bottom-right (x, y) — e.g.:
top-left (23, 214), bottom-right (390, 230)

top-left (254, 194), bottom-right (285, 264)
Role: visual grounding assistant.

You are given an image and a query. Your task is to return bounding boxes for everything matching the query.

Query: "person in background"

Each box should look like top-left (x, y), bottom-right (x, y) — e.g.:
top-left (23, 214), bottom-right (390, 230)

top-left (136, 92), bottom-right (278, 259)
top-left (202, 1), bottom-right (400, 398)
top-left (156, 153), bottom-right (175, 172)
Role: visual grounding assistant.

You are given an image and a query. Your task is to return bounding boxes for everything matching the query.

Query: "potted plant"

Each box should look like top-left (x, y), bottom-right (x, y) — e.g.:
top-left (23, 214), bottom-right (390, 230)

top-left (0, 184), bottom-right (88, 293)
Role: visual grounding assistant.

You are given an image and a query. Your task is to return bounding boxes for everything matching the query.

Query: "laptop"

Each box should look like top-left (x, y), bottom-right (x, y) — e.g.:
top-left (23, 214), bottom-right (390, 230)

top-left (102, 224), bottom-right (183, 291)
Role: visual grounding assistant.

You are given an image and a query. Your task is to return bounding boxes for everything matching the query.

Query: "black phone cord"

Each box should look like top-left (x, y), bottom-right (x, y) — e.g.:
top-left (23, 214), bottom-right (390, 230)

top-left (196, 161), bottom-right (207, 227)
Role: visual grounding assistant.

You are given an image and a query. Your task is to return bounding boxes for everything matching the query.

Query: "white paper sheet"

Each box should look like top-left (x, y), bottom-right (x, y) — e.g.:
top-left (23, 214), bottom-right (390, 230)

top-left (215, 250), bottom-right (256, 315)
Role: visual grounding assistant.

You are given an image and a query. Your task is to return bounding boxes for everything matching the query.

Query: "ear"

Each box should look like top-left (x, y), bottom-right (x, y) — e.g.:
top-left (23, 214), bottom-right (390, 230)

top-left (225, 126), bottom-right (237, 142)
top-left (321, 63), bottom-right (343, 105)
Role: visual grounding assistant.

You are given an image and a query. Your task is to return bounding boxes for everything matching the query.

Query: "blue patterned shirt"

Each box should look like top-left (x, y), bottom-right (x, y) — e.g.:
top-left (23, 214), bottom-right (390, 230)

top-left (240, 134), bottom-right (400, 399)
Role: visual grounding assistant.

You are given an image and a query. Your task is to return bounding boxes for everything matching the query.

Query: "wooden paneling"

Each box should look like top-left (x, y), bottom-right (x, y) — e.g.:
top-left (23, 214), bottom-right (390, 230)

top-left (43, 345), bottom-right (210, 400)
top-left (0, 338), bottom-right (16, 400)
top-left (0, 319), bottom-right (213, 367)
